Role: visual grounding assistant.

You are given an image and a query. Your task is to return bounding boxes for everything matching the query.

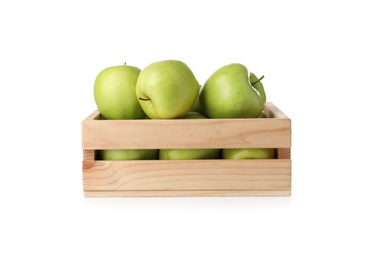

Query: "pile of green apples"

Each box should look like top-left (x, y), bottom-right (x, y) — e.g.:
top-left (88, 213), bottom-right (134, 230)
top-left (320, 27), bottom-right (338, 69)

top-left (93, 60), bottom-right (275, 160)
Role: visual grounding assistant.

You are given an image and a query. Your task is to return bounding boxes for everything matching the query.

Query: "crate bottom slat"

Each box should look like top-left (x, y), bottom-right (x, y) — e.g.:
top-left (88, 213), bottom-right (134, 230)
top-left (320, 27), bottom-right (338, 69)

top-left (82, 159), bottom-right (291, 197)
top-left (84, 189), bottom-right (291, 197)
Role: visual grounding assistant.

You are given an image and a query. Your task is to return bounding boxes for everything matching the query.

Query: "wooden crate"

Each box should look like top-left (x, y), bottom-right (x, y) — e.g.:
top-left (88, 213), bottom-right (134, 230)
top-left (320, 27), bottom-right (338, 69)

top-left (81, 102), bottom-right (291, 197)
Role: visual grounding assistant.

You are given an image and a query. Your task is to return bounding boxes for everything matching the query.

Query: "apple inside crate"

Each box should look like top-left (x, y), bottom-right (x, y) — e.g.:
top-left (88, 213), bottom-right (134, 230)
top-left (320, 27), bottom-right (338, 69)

top-left (81, 102), bottom-right (291, 197)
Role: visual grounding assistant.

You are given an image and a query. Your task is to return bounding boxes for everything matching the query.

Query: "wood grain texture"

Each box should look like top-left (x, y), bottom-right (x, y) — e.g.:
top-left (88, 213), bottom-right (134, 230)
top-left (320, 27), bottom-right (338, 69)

top-left (81, 103), bottom-right (291, 150)
top-left (81, 102), bottom-right (292, 197)
top-left (277, 148), bottom-right (291, 159)
top-left (84, 189), bottom-right (291, 197)
top-left (83, 160), bottom-right (290, 190)
top-left (83, 150), bottom-right (95, 161)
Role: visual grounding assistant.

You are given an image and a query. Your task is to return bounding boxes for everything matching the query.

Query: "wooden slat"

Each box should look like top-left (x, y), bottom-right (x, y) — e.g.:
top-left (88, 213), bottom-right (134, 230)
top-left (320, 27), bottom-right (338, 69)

top-left (84, 109), bottom-right (101, 120)
top-left (84, 189), bottom-right (291, 197)
top-left (83, 159), bottom-right (291, 191)
top-left (83, 150), bottom-right (95, 161)
top-left (277, 148), bottom-right (291, 159)
top-left (264, 103), bottom-right (289, 119)
top-left (81, 102), bottom-right (291, 150)
top-left (82, 119), bottom-right (290, 149)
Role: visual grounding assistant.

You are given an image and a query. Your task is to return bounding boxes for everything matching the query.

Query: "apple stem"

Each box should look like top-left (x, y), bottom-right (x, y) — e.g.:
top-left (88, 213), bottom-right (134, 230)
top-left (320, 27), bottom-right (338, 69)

top-left (251, 75), bottom-right (265, 85)
top-left (139, 97), bottom-right (151, 101)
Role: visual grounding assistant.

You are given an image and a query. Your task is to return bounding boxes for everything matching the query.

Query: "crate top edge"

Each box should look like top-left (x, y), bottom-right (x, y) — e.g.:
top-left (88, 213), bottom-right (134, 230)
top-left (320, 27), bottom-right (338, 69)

top-left (82, 102), bottom-right (290, 123)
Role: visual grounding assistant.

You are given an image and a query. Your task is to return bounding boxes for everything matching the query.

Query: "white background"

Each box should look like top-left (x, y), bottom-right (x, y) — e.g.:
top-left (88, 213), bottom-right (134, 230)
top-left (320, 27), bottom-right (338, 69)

top-left (1, 0), bottom-right (373, 259)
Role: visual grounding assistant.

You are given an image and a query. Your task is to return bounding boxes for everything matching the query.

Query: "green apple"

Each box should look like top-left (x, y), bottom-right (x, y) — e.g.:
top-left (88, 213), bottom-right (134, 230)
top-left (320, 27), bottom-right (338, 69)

top-left (159, 112), bottom-right (221, 160)
top-left (258, 111), bottom-right (267, 118)
top-left (159, 149), bottom-right (221, 160)
top-left (222, 148), bottom-right (275, 159)
top-left (94, 64), bottom-right (146, 119)
top-left (199, 63), bottom-right (266, 118)
top-left (136, 60), bottom-right (200, 119)
top-left (98, 149), bottom-right (158, 160)
top-left (190, 97), bottom-right (203, 114)
top-left (183, 111), bottom-right (206, 119)
top-left (190, 85), bottom-right (205, 115)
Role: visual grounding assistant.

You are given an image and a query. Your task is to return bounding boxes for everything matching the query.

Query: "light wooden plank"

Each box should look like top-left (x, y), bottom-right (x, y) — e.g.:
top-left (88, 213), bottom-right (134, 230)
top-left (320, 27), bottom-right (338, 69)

top-left (82, 118), bottom-right (290, 149)
top-left (83, 159), bottom-right (291, 191)
top-left (81, 102), bottom-right (291, 150)
top-left (264, 102), bottom-right (289, 119)
top-left (84, 189), bottom-right (291, 197)
top-left (81, 103), bottom-right (291, 150)
top-left (277, 148), bottom-right (291, 159)
top-left (84, 109), bottom-right (101, 120)
top-left (83, 150), bottom-right (95, 161)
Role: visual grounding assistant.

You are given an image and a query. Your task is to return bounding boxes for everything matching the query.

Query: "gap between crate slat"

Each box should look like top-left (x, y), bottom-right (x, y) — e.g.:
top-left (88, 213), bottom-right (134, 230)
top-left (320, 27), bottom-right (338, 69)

top-left (83, 148), bottom-right (290, 161)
